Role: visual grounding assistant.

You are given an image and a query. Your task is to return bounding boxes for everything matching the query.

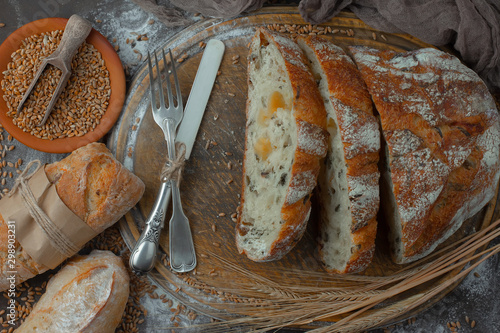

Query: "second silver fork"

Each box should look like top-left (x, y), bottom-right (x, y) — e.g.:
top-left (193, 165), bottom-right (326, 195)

top-left (129, 49), bottom-right (196, 274)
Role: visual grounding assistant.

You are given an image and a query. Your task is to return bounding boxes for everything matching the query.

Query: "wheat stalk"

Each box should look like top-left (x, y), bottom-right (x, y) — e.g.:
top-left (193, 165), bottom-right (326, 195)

top-left (190, 218), bottom-right (500, 332)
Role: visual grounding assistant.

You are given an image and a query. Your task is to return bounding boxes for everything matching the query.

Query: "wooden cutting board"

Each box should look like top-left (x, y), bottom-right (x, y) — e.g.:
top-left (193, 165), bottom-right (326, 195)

top-left (108, 7), bottom-right (499, 329)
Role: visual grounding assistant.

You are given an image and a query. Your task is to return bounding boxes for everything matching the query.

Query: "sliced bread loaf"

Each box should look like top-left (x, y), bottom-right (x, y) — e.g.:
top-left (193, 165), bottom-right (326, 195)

top-left (350, 46), bottom-right (500, 264)
top-left (236, 28), bottom-right (328, 262)
top-left (297, 36), bottom-right (380, 273)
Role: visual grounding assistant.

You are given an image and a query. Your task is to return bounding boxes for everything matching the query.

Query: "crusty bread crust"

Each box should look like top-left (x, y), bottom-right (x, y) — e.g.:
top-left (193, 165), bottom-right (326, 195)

top-left (350, 46), bottom-right (500, 264)
top-left (298, 36), bottom-right (380, 274)
top-left (45, 142), bottom-right (145, 233)
top-left (236, 28), bottom-right (328, 261)
top-left (16, 250), bottom-right (129, 333)
top-left (0, 143), bottom-right (144, 291)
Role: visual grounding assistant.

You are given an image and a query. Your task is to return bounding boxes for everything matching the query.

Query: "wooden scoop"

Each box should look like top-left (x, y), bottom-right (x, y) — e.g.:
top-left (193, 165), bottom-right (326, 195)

top-left (16, 14), bottom-right (92, 127)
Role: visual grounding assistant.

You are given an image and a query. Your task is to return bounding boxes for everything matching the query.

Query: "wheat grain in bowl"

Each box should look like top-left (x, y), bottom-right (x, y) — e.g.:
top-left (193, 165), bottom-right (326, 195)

top-left (1, 29), bottom-right (111, 140)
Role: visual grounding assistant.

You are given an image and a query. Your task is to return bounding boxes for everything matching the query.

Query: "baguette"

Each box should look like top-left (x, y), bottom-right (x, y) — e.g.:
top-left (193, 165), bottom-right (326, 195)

top-left (0, 142), bottom-right (145, 290)
top-left (236, 28), bottom-right (328, 261)
top-left (16, 250), bottom-right (129, 333)
top-left (350, 46), bottom-right (500, 264)
top-left (297, 36), bottom-right (380, 273)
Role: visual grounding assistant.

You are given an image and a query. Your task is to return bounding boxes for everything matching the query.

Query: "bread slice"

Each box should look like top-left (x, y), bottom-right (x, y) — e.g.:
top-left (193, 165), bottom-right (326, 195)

top-left (350, 46), bottom-right (500, 264)
top-left (236, 28), bottom-right (328, 262)
top-left (16, 250), bottom-right (129, 333)
top-left (297, 36), bottom-right (380, 273)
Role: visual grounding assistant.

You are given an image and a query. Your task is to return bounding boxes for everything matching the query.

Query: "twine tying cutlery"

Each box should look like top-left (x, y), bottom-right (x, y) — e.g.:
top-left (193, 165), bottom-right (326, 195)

top-left (160, 142), bottom-right (186, 185)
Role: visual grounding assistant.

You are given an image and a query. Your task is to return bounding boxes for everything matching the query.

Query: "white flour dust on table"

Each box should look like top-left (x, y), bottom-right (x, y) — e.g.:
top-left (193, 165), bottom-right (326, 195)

top-left (87, 0), bottom-right (196, 78)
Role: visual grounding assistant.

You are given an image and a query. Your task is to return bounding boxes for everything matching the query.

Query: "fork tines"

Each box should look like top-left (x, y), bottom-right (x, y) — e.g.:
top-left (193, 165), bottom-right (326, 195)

top-left (147, 49), bottom-right (183, 110)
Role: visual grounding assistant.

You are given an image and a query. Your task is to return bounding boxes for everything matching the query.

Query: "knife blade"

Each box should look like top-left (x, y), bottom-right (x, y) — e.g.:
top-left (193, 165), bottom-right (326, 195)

top-left (129, 39), bottom-right (225, 275)
top-left (178, 39), bottom-right (224, 158)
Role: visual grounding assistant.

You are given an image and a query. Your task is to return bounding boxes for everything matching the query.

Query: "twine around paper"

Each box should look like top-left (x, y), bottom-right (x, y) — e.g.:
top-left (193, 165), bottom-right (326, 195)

top-left (9, 160), bottom-right (80, 258)
top-left (161, 142), bottom-right (186, 185)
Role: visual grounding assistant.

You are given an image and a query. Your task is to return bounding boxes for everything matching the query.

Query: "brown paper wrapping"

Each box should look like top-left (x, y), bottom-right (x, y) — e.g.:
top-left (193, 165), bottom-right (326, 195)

top-left (0, 166), bottom-right (98, 269)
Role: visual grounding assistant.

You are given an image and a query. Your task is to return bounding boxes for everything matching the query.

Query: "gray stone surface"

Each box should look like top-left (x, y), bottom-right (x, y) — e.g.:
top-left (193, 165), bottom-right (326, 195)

top-left (0, 1), bottom-right (499, 332)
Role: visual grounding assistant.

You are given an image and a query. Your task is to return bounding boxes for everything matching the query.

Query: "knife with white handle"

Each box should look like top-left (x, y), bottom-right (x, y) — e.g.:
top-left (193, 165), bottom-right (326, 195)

top-left (129, 39), bottom-right (225, 275)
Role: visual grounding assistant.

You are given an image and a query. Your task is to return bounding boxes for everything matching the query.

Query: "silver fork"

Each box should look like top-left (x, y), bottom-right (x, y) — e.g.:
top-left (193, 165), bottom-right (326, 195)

top-left (129, 49), bottom-right (196, 274)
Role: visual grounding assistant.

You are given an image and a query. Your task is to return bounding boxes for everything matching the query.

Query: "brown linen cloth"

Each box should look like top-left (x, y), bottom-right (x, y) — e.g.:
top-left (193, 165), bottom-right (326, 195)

top-left (131, 0), bottom-right (265, 24)
top-left (299, 0), bottom-right (500, 92)
top-left (131, 0), bottom-right (500, 92)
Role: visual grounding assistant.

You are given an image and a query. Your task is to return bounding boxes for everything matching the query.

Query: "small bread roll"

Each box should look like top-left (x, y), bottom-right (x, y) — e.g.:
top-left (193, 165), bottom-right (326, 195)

top-left (16, 250), bottom-right (129, 333)
top-left (0, 142), bottom-right (144, 291)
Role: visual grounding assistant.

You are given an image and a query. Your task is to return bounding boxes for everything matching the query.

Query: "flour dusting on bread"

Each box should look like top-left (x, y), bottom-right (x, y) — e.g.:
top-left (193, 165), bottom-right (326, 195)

top-left (297, 36), bottom-right (380, 273)
top-left (350, 46), bottom-right (500, 264)
top-left (16, 250), bottom-right (129, 333)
